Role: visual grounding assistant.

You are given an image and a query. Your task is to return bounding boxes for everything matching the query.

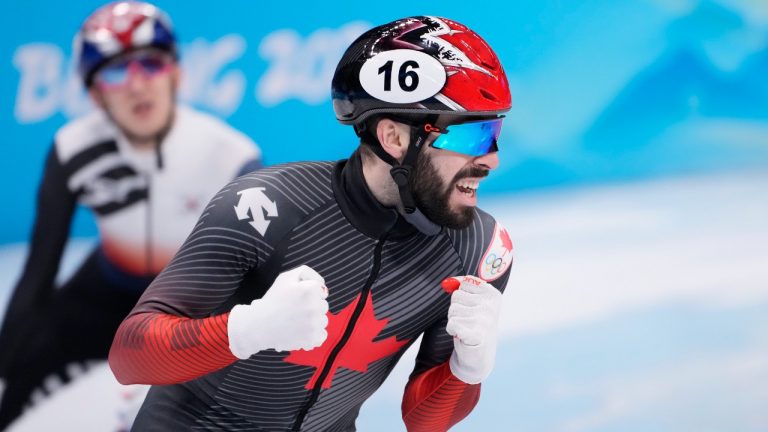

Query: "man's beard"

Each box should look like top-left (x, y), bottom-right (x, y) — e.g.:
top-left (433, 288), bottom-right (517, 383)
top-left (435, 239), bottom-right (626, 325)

top-left (410, 150), bottom-right (488, 230)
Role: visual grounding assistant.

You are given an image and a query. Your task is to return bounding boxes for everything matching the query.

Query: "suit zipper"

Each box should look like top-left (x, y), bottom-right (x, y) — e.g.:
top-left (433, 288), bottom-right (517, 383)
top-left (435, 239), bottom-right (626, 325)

top-left (291, 235), bottom-right (387, 431)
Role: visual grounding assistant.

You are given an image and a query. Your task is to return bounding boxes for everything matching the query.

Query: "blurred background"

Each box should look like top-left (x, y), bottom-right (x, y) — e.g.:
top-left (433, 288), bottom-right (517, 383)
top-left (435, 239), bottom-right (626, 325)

top-left (1, 0), bottom-right (767, 431)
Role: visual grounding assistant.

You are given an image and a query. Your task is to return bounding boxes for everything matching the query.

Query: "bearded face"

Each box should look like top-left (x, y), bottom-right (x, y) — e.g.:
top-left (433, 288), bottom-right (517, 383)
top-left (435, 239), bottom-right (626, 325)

top-left (410, 148), bottom-right (488, 229)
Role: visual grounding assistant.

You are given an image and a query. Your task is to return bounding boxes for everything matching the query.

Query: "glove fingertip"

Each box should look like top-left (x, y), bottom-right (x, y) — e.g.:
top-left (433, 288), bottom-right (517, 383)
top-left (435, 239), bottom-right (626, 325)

top-left (297, 265), bottom-right (325, 284)
top-left (441, 277), bottom-right (461, 294)
top-left (445, 322), bottom-right (457, 337)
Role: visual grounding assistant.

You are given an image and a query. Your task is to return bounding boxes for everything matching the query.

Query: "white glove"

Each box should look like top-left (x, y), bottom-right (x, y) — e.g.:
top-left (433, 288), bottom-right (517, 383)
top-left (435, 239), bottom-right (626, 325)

top-left (228, 265), bottom-right (329, 359)
top-left (445, 275), bottom-right (503, 384)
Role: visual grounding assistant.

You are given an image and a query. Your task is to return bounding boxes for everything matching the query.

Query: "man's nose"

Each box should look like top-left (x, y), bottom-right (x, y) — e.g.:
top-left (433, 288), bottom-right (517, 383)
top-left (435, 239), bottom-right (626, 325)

top-left (474, 151), bottom-right (499, 170)
top-left (125, 63), bottom-right (149, 92)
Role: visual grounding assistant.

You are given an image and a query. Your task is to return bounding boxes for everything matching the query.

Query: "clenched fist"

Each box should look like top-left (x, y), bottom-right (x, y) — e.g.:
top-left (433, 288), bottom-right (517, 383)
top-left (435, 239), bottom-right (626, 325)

top-left (228, 265), bottom-right (329, 358)
top-left (444, 275), bottom-right (502, 384)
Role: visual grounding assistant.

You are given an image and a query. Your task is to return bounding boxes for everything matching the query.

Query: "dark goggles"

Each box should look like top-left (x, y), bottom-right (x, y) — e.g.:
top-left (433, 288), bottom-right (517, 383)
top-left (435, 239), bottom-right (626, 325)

top-left (426, 117), bottom-right (504, 157)
top-left (95, 51), bottom-right (173, 88)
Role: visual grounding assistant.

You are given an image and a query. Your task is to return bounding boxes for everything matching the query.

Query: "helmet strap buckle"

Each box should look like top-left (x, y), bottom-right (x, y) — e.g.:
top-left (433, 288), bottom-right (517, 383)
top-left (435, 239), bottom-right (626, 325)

top-left (389, 165), bottom-right (415, 213)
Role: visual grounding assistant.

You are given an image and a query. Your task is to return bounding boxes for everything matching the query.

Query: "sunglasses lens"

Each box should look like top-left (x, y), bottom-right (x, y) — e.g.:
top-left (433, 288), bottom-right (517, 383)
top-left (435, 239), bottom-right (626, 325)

top-left (137, 56), bottom-right (169, 74)
top-left (431, 118), bottom-right (503, 156)
top-left (96, 53), bottom-right (171, 87)
top-left (97, 60), bottom-right (131, 86)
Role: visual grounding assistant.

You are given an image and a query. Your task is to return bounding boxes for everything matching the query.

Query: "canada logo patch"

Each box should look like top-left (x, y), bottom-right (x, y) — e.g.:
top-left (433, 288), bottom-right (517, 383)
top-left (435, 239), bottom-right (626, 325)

top-left (478, 222), bottom-right (513, 281)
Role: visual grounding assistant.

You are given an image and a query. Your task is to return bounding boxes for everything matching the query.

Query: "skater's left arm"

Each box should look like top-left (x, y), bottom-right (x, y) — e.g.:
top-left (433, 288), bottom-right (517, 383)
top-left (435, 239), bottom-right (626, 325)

top-left (401, 271), bottom-right (509, 432)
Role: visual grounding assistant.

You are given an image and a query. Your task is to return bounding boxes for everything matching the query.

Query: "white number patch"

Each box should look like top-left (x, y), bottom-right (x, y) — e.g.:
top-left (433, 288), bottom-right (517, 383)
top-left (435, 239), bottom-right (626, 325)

top-left (359, 49), bottom-right (446, 104)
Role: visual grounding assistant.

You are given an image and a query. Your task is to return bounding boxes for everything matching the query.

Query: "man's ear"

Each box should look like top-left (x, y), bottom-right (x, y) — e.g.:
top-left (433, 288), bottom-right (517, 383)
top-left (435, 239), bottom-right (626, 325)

top-left (376, 118), bottom-right (409, 162)
top-left (88, 87), bottom-right (105, 109)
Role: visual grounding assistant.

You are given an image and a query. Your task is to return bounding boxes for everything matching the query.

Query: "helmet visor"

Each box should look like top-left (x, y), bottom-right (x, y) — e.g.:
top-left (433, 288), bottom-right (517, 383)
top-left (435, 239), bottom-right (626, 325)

top-left (429, 117), bottom-right (504, 157)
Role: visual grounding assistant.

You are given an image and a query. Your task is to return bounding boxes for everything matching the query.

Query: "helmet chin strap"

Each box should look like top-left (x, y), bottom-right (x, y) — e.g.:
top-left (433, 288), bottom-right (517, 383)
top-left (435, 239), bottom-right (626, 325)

top-left (365, 116), bottom-right (441, 236)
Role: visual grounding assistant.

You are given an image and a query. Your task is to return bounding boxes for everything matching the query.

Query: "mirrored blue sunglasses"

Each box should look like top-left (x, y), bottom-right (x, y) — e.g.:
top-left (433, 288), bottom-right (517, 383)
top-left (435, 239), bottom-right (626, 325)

top-left (95, 52), bottom-right (173, 88)
top-left (427, 117), bottom-right (504, 157)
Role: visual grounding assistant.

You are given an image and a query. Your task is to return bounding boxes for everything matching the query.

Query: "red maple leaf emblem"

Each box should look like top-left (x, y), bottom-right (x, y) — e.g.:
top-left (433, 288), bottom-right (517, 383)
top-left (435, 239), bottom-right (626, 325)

top-left (499, 226), bottom-right (513, 256)
top-left (284, 293), bottom-right (409, 390)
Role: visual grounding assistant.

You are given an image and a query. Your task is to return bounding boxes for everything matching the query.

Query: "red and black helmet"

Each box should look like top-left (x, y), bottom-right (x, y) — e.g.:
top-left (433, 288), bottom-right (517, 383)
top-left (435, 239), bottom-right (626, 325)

top-left (75, 1), bottom-right (177, 87)
top-left (332, 16), bottom-right (511, 125)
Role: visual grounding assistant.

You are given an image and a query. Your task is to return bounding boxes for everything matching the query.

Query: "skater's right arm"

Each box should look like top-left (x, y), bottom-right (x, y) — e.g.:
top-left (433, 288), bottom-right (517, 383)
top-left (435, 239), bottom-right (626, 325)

top-left (109, 176), bottom-right (329, 385)
top-left (109, 265), bottom-right (329, 385)
top-left (0, 147), bottom-right (76, 373)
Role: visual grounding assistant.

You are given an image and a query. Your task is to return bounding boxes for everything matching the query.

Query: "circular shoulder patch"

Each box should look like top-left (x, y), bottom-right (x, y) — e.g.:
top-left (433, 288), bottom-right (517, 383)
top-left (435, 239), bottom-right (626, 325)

top-left (478, 221), bottom-right (514, 281)
top-left (359, 49), bottom-right (446, 104)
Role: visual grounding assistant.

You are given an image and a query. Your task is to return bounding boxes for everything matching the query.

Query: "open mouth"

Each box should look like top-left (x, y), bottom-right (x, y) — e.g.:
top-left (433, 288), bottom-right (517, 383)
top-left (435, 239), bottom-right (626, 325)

top-left (455, 179), bottom-right (479, 198)
top-left (133, 101), bottom-right (153, 116)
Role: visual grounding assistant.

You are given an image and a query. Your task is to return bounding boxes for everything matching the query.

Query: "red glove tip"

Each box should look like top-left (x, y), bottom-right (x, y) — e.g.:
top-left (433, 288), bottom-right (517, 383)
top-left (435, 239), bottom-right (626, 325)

top-left (441, 278), bottom-right (460, 294)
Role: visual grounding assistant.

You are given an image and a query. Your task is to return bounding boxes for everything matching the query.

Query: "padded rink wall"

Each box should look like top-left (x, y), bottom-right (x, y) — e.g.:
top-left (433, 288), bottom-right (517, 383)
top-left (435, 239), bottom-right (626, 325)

top-left (0, 1), bottom-right (767, 431)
